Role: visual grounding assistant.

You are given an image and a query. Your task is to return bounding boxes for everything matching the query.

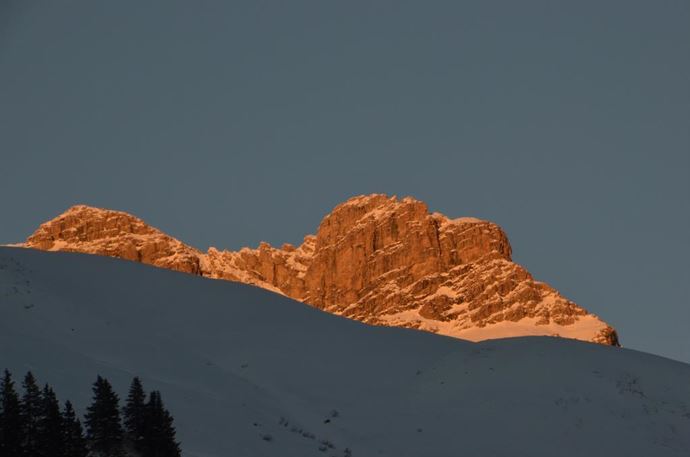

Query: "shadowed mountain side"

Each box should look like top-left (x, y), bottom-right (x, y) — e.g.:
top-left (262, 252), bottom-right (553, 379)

top-left (0, 247), bottom-right (687, 457)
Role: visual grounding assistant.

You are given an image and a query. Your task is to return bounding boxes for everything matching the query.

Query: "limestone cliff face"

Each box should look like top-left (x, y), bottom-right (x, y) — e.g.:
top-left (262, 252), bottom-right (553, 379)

top-left (21, 196), bottom-right (619, 346)
top-left (25, 205), bottom-right (203, 274)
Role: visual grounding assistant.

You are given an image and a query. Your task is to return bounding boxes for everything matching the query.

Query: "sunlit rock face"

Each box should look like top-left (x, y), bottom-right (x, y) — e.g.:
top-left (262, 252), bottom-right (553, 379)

top-left (21, 195), bottom-right (619, 346)
top-left (24, 205), bottom-right (203, 274)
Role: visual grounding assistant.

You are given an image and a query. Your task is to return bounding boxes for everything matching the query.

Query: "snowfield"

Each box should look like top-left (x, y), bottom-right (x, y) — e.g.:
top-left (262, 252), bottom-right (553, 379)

top-left (1, 247), bottom-right (689, 457)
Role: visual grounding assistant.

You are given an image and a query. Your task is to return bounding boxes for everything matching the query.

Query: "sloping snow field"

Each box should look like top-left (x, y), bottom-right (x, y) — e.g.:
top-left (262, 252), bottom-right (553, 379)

top-left (1, 247), bottom-right (688, 457)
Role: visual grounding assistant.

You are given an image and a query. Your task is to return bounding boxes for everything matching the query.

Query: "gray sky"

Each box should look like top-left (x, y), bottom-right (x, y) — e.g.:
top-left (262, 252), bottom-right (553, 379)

top-left (1, 1), bottom-right (688, 362)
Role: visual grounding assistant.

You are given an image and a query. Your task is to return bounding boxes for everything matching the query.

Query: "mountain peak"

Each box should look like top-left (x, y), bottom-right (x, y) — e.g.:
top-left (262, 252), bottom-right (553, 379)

top-left (59, 204), bottom-right (144, 222)
top-left (29, 204), bottom-right (158, 240)
top-left (20, 194), bottom-right (618, 345)
top-left (25, 204), bottom-right (202, 274)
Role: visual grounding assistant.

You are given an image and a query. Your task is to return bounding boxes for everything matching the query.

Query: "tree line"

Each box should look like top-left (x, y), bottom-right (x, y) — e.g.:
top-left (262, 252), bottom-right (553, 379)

top-left (0, 369), bottom-right (181, 457)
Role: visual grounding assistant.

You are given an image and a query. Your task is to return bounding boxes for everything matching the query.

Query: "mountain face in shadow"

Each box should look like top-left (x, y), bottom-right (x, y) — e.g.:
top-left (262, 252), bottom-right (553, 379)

top-left (1, 247), bottom-right (687, 456)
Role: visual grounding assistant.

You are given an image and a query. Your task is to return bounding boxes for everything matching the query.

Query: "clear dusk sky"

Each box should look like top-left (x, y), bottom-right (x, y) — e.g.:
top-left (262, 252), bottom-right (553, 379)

top-left (1, 1), bottom-right (688, 362)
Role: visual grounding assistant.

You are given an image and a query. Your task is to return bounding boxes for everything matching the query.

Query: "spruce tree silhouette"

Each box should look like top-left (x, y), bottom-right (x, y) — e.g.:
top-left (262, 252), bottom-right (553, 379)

top-left (62, 401), bottom-right (88, 457)
top-left (37, 385), bottom-right (64, 457)
top-left (123, 377), bottom-right (146, 452)
top-left (0, 370), bottom-right (23, 457)
top-left (20, 372), bottom-right (42, 456)
top-left (142, 391), bottom-right (181, 457)
top-left (85, 376), bottom-right (124, 457)
top-left (2, 371), bottom-right (182, 456)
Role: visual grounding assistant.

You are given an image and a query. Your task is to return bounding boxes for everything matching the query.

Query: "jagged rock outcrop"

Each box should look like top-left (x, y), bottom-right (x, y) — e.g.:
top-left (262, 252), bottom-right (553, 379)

top-left (25, 205), bottom-right (203, 274)
top-left (20, 195), bottom-right (619, 346)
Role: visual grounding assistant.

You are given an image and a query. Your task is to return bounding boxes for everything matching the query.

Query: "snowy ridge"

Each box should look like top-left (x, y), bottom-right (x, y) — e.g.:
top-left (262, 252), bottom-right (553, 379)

top-left (0, 247), bottom-right (688, 457)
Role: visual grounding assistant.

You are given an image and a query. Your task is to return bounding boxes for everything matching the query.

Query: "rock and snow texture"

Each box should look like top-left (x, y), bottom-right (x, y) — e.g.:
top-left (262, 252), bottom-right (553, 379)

top-left (20, 194), bottom-right (618, 345)
top-left (0, 247), bottom-right (688, 457)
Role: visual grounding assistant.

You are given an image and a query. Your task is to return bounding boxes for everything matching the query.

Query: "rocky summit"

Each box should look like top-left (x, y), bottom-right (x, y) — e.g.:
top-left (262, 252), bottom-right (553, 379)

top-left (20, 195), bottom-right (619, 345)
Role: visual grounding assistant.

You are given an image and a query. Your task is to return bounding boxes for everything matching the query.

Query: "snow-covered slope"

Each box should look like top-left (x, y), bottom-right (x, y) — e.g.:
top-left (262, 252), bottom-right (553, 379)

top-left (1, 247), bottom-right (688, 457)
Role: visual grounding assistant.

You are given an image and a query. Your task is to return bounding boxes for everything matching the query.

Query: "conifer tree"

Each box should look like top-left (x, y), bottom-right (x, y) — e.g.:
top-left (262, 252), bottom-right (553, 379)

top-left (62, 401), bottom-right (88, 457)
top-left (37, 385), bottom-right (64, 457)
top-left (84, 376), bottom-right (123, 457)
top-left (123, 376), bottom-right (146, 451)
top-left (141, 391), bottom-right (181, 457)
top-left (0, 370), bottom-right (23, 457)
top-left (20, 371), bottom-right (42, 456)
